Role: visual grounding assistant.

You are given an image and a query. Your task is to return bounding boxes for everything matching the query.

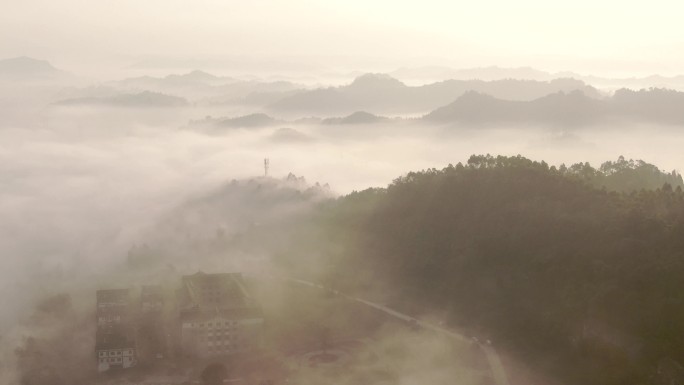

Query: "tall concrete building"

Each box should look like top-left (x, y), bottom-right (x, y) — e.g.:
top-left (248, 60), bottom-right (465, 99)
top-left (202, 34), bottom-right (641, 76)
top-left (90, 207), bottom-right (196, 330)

top-left (138, 285), bottom-right (168, 361)
top-left (95, 289), bottom-right (138, 372)
top-left (96, 331), bottom-right (138, 372)
top-left (96, 289), bottom-right (130, 329)
top-left (178, 272), bottom-right (263, 359)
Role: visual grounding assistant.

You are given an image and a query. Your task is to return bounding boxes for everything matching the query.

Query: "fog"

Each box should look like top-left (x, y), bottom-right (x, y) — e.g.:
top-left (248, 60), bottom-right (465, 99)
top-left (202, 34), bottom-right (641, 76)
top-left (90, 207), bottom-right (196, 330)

top-left (3, 99), bottom-right (684, 317)
top-left (6, 0), bottom-right (684, 78)
top-left (4, 13), bottom-right (684, 379)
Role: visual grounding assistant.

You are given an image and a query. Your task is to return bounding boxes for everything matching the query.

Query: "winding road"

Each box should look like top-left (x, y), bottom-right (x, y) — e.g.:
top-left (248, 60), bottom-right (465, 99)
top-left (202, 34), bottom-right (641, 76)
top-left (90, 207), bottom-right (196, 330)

top-left (286, 277), bottom-right (510, 385)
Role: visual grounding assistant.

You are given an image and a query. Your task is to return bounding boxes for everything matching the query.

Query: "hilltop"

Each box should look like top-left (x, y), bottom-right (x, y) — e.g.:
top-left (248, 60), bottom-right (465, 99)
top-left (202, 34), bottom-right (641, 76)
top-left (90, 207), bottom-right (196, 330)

top-left (53, 91), bottom-right (189, 108)
top-left (0, 56), bottom-right (69, 82)
top-left (424, 88), bottom-right (684, 127)
top-left (277, 155), bottom-right (684, 385)
top-left (268, 73), bottom-right (600, 116)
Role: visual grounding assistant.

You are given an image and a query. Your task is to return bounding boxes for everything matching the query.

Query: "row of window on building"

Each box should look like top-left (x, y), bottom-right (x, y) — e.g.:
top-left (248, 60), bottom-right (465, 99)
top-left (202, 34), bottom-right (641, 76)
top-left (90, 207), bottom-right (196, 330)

top-left (98, 350), bottom-right (134, 357)
top-left (98, 315), bottom-right (121, 323)
top-left (184, 320), bottom-right (240, 329)
top-left (99, 357), bottom-right (131, 363)
top-left (206, 335), bottom-right (240, 342)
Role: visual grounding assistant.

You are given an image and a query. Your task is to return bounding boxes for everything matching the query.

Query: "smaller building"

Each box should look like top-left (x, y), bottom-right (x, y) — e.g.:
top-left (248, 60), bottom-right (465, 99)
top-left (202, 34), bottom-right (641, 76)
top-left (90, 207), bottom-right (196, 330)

top-left (96, 330), bottom-right (137, 372)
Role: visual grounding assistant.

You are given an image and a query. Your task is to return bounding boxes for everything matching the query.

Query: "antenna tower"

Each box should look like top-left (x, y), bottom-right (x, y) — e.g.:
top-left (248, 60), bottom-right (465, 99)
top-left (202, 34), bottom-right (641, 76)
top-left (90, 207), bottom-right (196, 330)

top-left (264, 158), bottom-right (270, 177)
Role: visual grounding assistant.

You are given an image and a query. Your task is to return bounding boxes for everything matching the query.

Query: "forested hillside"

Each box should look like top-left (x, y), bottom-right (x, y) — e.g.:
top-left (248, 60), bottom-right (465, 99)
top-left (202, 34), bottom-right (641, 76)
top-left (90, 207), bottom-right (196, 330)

top-left (286, 155), bottom-right (684, 385)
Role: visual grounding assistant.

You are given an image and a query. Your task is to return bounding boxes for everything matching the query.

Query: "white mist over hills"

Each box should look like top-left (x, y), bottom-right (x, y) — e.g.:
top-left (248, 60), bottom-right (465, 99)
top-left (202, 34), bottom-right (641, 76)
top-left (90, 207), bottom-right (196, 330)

top-left (0, 56), bottom-right (63, 78)
top-left (6, 1), bottom-right (684, 383)
top-left (4, 53), bottom-right (684, 385)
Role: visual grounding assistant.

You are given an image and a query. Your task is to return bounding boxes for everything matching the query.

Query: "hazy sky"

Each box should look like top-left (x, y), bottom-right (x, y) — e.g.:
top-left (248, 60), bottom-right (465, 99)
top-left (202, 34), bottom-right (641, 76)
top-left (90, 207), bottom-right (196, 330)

top-left (2, 0), bottom-right (684, 76)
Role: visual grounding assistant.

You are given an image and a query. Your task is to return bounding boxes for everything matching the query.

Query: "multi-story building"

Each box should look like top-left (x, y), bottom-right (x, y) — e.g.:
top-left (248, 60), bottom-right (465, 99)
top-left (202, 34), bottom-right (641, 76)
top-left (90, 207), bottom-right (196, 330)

top-left (95, 272), bottom-right (263, 372)
top-left (96, 289), bottom-right (137, 372)
top-left (178, 272), bottom-right (263, 359)
top-left (139, 285), bottom-right (168, 361)
top-left (96, 329), bottom-right (138, 372)
top-left (96, 289), bottom-right (131, 330)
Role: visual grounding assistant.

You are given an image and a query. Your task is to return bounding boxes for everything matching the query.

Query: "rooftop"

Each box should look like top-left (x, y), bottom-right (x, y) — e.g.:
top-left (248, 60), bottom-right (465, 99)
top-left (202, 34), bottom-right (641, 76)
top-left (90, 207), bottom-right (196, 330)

top-left (179, 272), bottom-right (261, 320)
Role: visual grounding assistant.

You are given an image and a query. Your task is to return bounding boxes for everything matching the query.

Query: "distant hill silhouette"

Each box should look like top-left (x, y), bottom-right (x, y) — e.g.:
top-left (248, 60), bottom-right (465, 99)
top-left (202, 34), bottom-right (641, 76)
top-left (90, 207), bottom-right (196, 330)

top-left (138, 175), bottom-right (332, 262)
top-left (202, 81), bottom-right (302, 105)
top-left (218, 113), bottom-right (281, 128)
top-left (165, 70), bottom-right (224, 84)
top-left (424, 88), bottom-right (684, 126)
top-left (321, 111), bottom-right (388, 125)
top-left (392, 65), bottom-right (684, 91)
top-left (0, 57), bottom-right (68, 82)
top-left (54, 91), bottom-right (188, 108)
top-left (190, 113), bottom-right (283, 130)
top-left (114, 71), bottom-right (301, 103)
top-left (268, 73), bottom-right (601, 116)
top-left (117, 70), bottom-right (234, 89)
top-left (270, 127), bottom-right (314, 142)
top-left (567, 73), bottom-right (684, 91)
top-left (392, 65), bottom-right (554, 82)
top-left (610, 88), bottom-right (684, 124)
top-left (188, 110), bottom-right (394, 130)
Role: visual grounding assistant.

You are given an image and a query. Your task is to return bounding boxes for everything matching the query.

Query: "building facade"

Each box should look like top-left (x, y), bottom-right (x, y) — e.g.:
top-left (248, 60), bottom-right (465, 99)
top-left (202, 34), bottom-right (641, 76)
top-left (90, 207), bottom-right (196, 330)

top-left (96, 289), bottom-right (138, 372)
top-left (178, 272), bottom-right (264, 359)
top-left (96, 331), bottom-right (138, 372)
top-left (97, 289), bottom-right (130, 329)
top-left (95, 271), bottom-right (262, 372)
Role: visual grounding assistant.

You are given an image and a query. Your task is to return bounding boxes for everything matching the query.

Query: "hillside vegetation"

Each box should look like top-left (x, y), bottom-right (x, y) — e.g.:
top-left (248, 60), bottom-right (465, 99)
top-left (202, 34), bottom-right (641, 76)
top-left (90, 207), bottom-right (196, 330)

top-left (286, 155), bottom-right (684, 385)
